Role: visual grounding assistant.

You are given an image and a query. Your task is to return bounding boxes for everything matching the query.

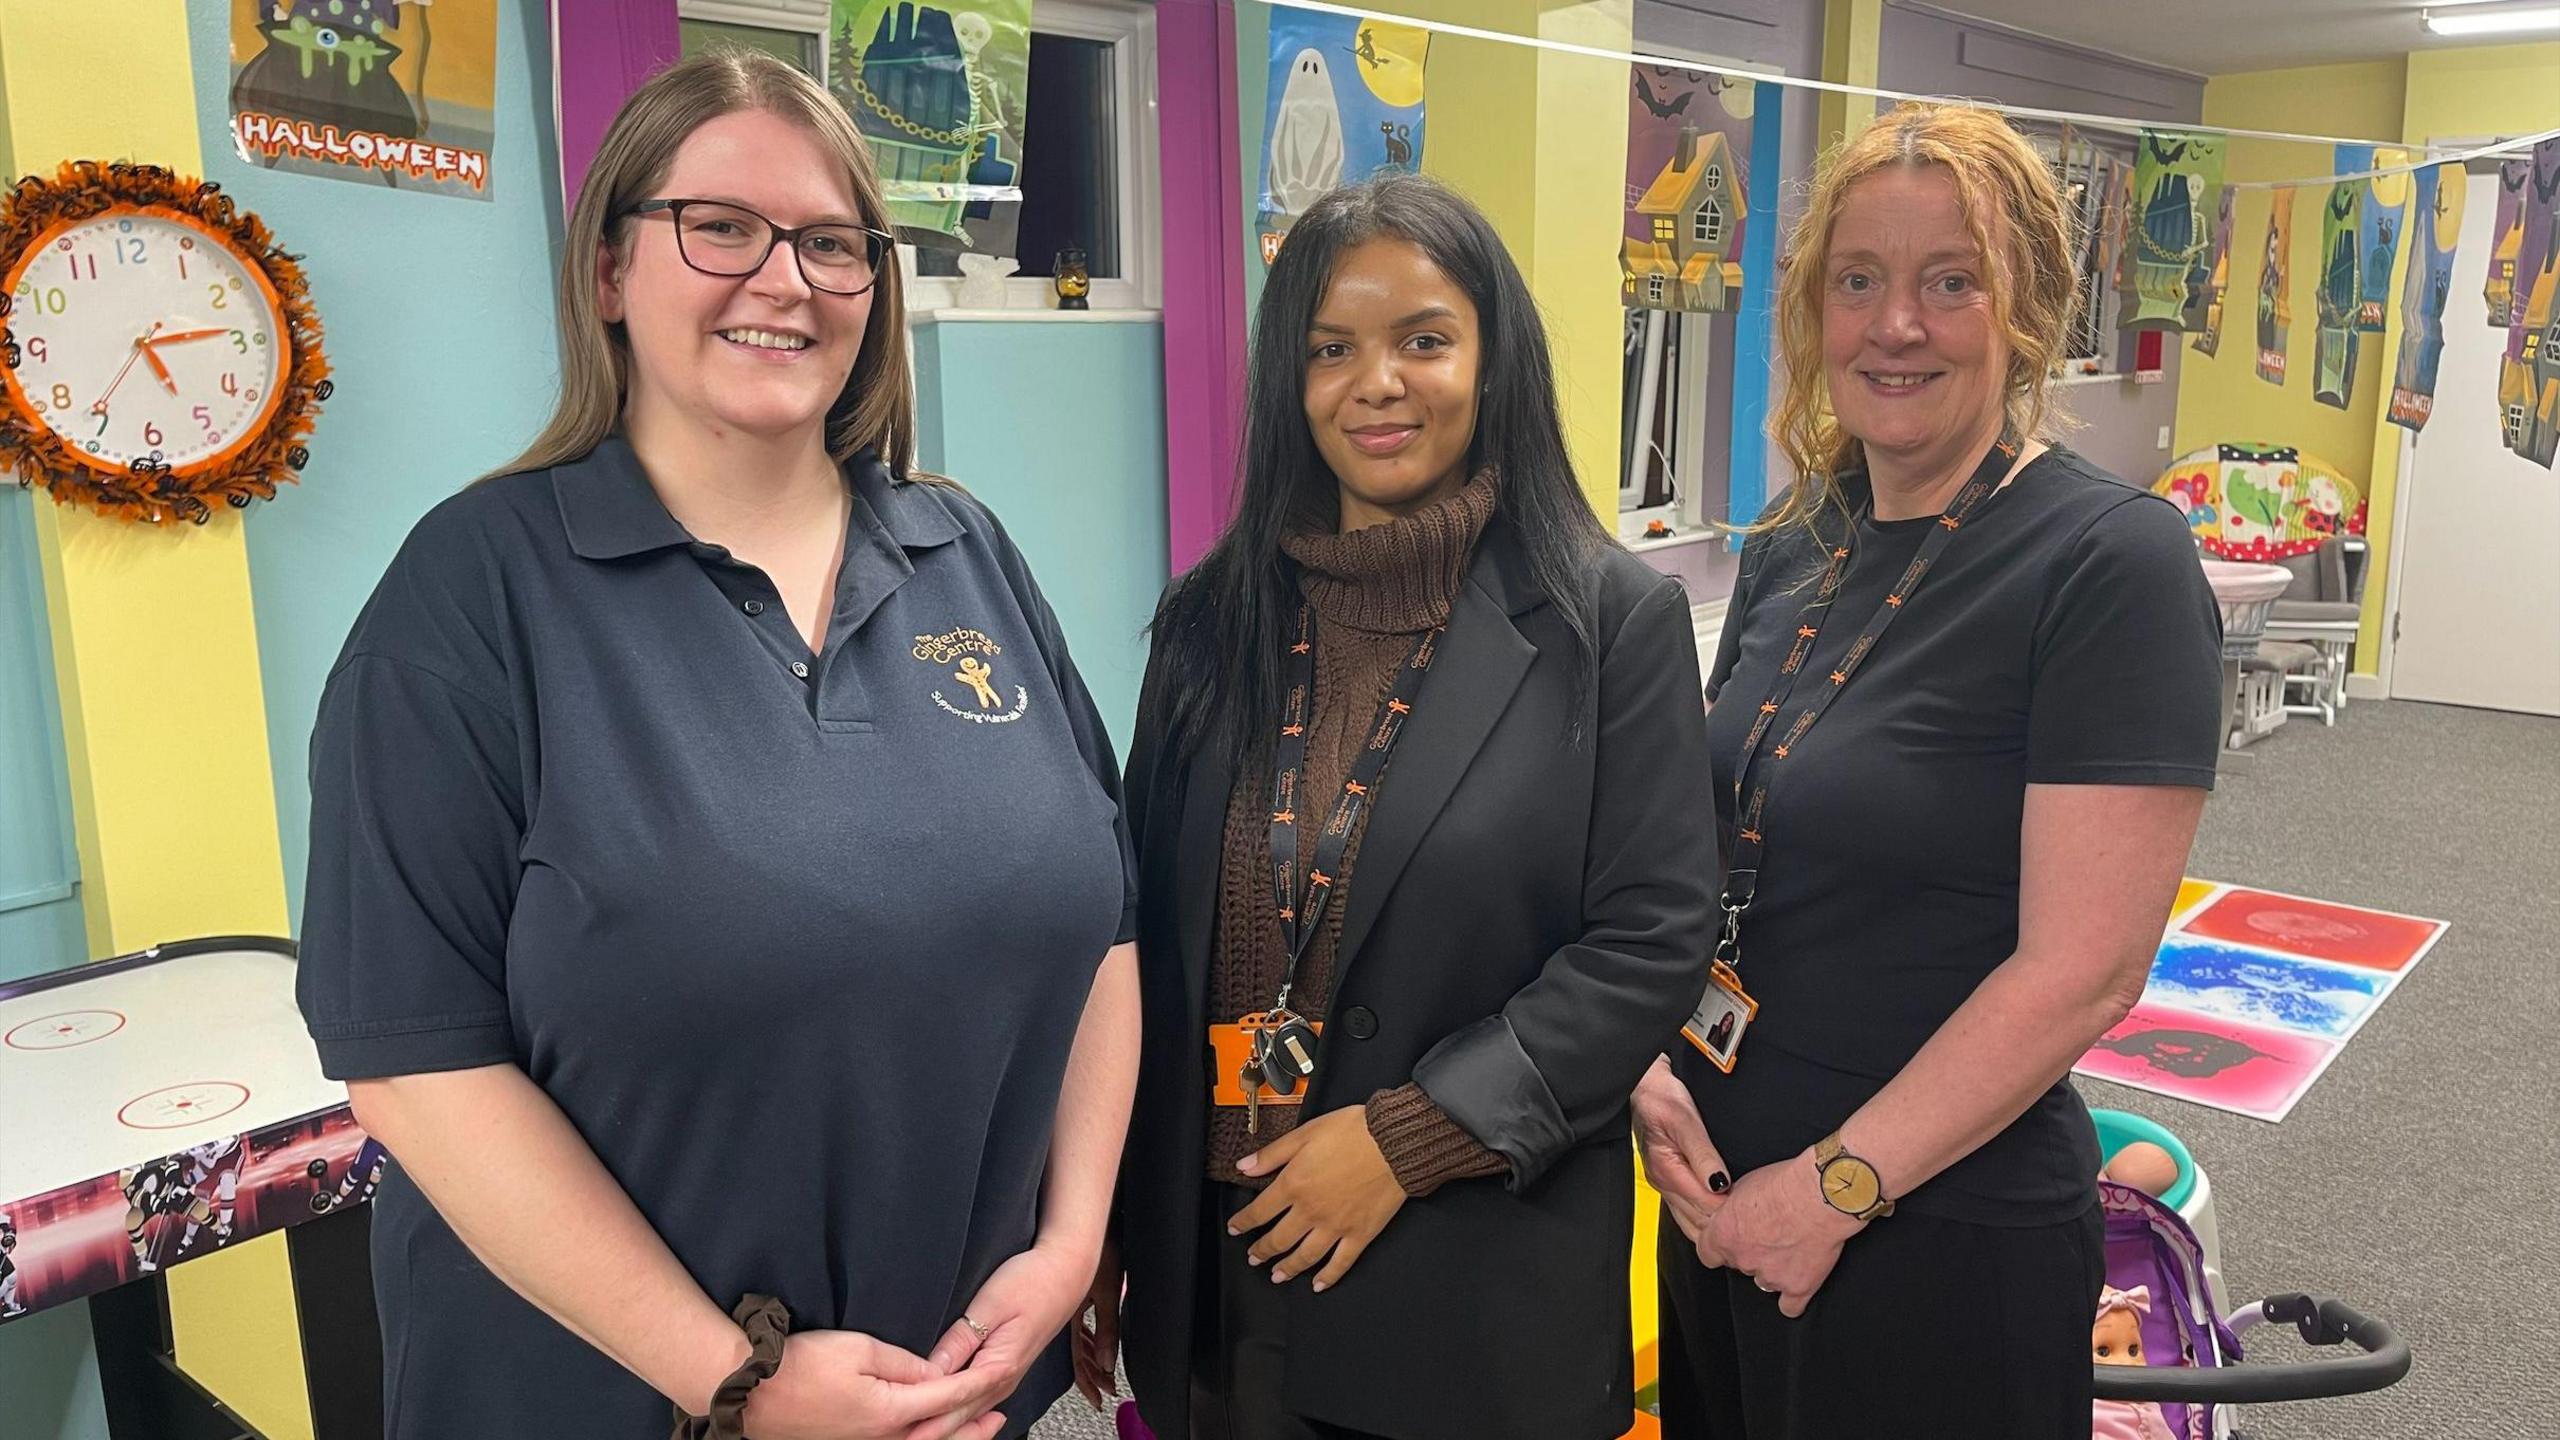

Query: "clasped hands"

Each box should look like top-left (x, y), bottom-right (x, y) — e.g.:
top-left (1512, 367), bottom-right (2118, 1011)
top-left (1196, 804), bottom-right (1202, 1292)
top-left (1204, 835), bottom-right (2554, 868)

top-left (1632, 1057), bottom-right (1866, 1320)
top-left (739, 1241), bottom-right (1093, 1440)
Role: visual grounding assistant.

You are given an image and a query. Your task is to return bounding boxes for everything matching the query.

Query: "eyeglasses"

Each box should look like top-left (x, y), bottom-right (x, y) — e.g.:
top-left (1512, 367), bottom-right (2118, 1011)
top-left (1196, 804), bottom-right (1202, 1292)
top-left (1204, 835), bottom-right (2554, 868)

top-left (625, 198), bottom-right (893, 297)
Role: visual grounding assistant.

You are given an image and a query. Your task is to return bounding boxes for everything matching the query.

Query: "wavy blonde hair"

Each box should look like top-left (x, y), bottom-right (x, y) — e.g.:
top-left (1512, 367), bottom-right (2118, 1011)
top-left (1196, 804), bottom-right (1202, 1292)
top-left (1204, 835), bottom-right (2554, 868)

top-left (1758, 103), bottom-right (2079, 536)
top-left (500, 50), bottom-right (916, 477)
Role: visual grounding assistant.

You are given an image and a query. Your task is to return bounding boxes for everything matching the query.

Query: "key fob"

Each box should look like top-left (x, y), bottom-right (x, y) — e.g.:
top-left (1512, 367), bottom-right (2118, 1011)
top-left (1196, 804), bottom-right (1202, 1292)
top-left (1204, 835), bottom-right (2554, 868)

top-left (1265, 1017), bottom-right (1319, 1094)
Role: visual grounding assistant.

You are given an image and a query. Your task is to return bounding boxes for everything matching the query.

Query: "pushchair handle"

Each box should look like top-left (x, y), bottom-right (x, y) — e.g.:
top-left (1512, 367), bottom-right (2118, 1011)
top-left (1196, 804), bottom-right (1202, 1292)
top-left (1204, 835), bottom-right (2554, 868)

top-left (2092, 1292), bottom-right (2411, 1404)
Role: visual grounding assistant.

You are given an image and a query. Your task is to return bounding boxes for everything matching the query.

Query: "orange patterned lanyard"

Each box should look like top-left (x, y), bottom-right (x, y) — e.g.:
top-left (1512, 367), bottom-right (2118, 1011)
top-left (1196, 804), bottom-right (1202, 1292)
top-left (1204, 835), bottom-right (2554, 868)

top-left (1717, 432), bottom-right (2019, 974)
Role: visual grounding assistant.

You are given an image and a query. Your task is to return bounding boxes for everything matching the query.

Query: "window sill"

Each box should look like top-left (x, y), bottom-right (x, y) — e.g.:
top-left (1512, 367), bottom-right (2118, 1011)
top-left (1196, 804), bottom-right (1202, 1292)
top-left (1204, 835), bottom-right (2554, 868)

top-left (2055, 370), bottom-right (2133, 387)
top-left (1626, 528), bottom-right (1724, 555)
top-left (910, 307), bottom-right (1163, 325)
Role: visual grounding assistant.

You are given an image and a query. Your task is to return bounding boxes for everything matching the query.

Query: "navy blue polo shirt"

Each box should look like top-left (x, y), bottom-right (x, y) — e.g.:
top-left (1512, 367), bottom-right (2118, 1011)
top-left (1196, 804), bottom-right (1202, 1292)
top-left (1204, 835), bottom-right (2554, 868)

top-left (297, 436), bottom-right (1136, 1438)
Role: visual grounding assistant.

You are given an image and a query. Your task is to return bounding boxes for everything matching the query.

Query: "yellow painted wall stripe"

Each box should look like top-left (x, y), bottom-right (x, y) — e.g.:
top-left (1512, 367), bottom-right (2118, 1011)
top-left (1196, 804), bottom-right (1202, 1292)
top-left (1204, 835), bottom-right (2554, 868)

top-left (0, 1), bottom-right (313, 1435)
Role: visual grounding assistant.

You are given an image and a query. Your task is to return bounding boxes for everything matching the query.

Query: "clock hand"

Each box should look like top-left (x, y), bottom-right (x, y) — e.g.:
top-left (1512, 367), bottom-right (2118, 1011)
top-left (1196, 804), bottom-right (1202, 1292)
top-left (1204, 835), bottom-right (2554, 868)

top-left (141, 343), bottom-right (179, 396)
top-left (90, 335), bottom-right (156, 414)
top-left (144, 327), bottom-right (233, 347)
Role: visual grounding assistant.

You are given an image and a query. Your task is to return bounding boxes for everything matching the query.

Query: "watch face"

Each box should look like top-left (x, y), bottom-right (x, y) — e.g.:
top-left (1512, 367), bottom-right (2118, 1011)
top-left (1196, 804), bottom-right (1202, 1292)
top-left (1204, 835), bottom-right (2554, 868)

top-left (1822, 1157), bottom-right (1881, 1214)
top-left (5, 206), bottom-right (289, 477)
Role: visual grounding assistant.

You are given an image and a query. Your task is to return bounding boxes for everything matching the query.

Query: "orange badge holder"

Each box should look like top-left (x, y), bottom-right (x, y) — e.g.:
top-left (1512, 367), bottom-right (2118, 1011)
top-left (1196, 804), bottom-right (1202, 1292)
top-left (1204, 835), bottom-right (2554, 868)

top-left (1210, 1012), bottom-right (1324, 1107)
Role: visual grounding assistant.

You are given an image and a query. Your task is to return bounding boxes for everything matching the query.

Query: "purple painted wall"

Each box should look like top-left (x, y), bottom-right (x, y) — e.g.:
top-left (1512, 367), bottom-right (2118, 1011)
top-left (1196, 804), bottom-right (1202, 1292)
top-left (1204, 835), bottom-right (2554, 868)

top-left (1158, 0), bottom-right (1249, 574)
top-left (553, 0), bottom-right (680, 210)
top-left (1878, 1), bottom-right (2207, 487)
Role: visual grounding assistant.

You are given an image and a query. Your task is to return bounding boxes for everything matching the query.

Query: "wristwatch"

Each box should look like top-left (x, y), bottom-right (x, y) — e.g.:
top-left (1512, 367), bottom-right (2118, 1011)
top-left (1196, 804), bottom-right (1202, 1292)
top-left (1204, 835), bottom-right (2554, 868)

top-left (1813, 1132), bottom-right (1895, 1222)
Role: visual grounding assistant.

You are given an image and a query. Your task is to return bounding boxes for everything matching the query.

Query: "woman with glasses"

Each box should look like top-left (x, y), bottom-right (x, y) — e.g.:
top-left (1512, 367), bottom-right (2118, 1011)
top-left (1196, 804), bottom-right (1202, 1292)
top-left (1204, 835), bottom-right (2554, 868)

top-left (296, 52), bottom-right (1138, 1440)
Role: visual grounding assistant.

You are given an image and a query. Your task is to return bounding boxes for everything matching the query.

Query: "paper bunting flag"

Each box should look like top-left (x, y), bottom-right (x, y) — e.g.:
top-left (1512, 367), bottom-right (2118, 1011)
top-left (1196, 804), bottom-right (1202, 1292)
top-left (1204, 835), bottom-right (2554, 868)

top-left (2504, 135), bottom-right (2560, 466)
top-left (2255, 187), bottom-right (2295, 385)
top-left (2313, 174), bottom-right (2362, 408)
top-left (2122, 129), bottom-right (2225, 330)
top-left (2487, 157), bottom-right (2529, 328)
top-left (2356, 147), bottom-right (2410, 332)
top-left (2190, 185), bottom-right (2238, 354)
top-left (2388, 163), bottom-right (2464, 432)
top-left (1620, 68), bottom-right (1753, 313)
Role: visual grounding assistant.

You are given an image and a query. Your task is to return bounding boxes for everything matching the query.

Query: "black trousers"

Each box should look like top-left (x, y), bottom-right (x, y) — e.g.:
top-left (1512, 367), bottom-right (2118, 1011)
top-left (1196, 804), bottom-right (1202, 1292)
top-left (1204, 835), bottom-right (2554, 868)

top-left (1655, 1201), bottom-right (2105, 1439)
top-left (1187, 1184), bottom-right (1391, 1440)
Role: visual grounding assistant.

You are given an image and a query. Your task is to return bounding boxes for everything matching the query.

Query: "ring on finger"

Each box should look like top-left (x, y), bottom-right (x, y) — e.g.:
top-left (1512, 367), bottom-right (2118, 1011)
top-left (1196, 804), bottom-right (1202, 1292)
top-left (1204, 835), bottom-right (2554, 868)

top-left (961, 1313), bottom-right (993, 1340)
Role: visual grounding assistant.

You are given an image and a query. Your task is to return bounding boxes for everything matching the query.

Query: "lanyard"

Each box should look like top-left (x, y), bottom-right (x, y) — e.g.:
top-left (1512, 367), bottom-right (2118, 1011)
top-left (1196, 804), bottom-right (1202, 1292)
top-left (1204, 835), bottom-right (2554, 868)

top-left (1716, 433), bottom-right (2019, 972)
top-left (1266, 602), bottom-right (1440, 1013)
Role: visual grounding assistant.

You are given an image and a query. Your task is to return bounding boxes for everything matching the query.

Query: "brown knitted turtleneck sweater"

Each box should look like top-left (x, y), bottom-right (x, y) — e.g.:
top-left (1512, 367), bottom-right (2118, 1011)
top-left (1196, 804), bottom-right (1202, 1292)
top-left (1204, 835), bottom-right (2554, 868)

top-left (1206, 472), bottom-right (1509, 1197)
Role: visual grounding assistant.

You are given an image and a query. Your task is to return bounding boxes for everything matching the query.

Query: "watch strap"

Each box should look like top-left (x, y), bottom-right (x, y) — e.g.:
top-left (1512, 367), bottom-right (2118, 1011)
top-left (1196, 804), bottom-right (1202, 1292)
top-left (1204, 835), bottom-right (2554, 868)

top-left (1813, 1131), bottom-right (1895, 1221)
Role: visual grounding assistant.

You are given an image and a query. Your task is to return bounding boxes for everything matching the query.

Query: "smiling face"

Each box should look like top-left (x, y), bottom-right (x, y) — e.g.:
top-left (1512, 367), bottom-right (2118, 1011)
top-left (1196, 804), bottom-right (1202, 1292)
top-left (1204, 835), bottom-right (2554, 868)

top-left (1302, 237), bottom-right (1482, 529)
top-left (1821, 165), bottom-right (2011, 480)
top-left (599, 108), bottom-right (874, 447)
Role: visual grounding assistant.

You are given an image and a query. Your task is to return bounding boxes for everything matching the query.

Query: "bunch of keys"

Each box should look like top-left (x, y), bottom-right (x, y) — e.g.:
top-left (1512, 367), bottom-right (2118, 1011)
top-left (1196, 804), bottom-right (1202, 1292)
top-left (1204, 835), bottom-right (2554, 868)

top-left (1239, 1009), bottom-right (1320, 1134)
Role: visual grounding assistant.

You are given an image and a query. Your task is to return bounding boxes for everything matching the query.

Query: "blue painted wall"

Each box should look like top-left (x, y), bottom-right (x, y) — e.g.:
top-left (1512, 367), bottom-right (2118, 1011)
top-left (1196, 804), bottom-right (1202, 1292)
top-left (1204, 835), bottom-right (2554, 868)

top-left (910, 318), bottom-right (1169, 749)
top-left (186, 0), bottom-right (566, 925)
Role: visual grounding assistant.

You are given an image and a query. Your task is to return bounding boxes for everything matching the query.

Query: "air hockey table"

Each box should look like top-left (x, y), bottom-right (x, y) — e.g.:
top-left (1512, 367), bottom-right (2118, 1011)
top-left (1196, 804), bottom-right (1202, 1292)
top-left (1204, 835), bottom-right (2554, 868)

top-left (0, 936), bottom-right (383, 1438)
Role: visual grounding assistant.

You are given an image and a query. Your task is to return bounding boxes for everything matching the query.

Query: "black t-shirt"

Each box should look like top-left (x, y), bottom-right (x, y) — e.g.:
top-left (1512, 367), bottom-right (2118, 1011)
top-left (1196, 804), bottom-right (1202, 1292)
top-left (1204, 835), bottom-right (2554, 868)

top-left (1673, 446), bottom-right (2222, 1225)
top-left (297, 439), bottom-right (1137, 1437)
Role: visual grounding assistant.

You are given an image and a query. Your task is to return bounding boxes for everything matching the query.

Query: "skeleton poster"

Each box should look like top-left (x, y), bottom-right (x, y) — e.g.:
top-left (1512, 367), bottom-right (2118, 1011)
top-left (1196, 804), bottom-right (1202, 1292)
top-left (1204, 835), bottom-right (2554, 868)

top-left (2388, 163), bottom-right (2464, 433)
top-left (227, 0), bottom-right (497, 199)
top-left (2312, 175), bottom-right (2362, 408)
top-left (2255, 187), bottom-right (2296, 386)
top-left (2355, 147), bottom-right (2411, 333)
top-left (828, 0), bottom-right (1033, 254)
top-left (1256, 11), bottom-right (1430, 267)
top-left (2121, 129), bottom-right (2225, 330)
top-left (2187, 184), bottom-right (2237, 352)
top-left (2486, 157), bottom-right (2529, 328)
top-left (1620, 68), bottom-right (1754, 313)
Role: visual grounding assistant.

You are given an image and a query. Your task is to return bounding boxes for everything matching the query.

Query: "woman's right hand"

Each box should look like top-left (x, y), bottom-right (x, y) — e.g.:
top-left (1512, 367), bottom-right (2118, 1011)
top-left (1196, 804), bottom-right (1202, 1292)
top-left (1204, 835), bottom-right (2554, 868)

top-left (1632, 1055), bottom-right (1729, 1244)
top-left (1071, 1236), bottom-right (1123, 1411)
top-left (741, 1330), bottom-right (1013, 1440)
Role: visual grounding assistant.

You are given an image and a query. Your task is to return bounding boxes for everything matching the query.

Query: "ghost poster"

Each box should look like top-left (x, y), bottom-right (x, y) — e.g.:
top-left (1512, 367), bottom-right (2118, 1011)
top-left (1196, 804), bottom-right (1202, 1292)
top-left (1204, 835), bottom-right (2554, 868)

top-left (2121, 129), bottom-right (2224, 330)
top-left (1620, 68), bottom-right (1753, 313)
top-left (2075, 1001), bottom-right (2341, 1123)
top-left (2389, 162), bottom-right (2464, 432)
top-left (2187, 185), bottom-right (2237, 353)
top-left (2486, 157), bottom-right (2528, 327)
top-left (2312, 176), bottom-right (2362, 408)
top-left (227, 0), bottom-right (497, 200)
top-left (1256, 11), bottom-right (1429, 267)
top-left (829, 1), bottom-right (1033, 255)
top-left (2355, 147), bottom-right (2411, 332)
top-left (2254, 188), bottom-right (2295, 385)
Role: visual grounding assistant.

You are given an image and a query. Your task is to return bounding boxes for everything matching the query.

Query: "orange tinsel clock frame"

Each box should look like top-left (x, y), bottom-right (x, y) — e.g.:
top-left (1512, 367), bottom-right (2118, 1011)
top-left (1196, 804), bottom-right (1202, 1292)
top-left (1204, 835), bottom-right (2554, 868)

top-left (0, 161), bottom-right (329, 524)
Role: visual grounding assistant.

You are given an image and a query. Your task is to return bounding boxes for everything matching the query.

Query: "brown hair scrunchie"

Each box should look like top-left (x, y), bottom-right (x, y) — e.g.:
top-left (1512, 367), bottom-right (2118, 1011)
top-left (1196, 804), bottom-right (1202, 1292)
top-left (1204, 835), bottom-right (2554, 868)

top-left (672, 1294), bottom-right (791, 1439)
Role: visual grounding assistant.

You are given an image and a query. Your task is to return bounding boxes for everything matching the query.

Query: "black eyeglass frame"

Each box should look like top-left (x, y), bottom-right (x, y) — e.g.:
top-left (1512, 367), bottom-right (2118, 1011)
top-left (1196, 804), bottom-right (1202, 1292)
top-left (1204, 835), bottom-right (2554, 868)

top-left (625, 198), bottom-right (895, 297)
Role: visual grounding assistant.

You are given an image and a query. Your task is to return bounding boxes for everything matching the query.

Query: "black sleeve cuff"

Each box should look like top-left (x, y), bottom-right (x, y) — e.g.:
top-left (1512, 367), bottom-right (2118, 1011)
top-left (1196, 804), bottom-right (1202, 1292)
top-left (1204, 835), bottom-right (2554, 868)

top-left (311, 1016), bottom-right (516, 1081)
top-left (1411, 1015), bottom-right (1574, 1191)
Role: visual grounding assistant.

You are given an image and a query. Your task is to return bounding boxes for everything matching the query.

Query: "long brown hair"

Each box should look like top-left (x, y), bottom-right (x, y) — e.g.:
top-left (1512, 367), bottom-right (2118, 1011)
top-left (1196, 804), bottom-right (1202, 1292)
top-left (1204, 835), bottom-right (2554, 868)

top-left (1759, 104), bottom-right (2079, 536)
top-left (499, 50), bottom-right (917, 478)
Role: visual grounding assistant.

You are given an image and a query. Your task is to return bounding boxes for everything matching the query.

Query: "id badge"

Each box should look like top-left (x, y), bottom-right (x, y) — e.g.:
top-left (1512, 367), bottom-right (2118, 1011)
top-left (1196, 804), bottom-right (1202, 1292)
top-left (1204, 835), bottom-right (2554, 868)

top-left (1680, 962), bottom-right (1758, 1074)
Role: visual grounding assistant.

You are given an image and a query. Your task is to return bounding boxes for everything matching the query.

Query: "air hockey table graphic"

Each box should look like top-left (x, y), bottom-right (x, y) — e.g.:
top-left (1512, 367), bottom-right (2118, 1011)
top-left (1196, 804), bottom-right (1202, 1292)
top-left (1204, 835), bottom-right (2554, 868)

top-left (0, 937), bottom-right (380, 1323)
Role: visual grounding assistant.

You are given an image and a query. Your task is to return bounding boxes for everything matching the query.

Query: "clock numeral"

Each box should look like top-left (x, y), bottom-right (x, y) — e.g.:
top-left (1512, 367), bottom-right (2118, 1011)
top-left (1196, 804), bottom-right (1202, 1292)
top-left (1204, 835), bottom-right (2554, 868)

top-left (93, 411), bottom-right (108, 438)
top-left (18, 287), bottom-right (66, 315)
top-left (50, 384), bottom-right (70, 410)
top-left (192, 406), bottom-right (214, 434)
top-left (26, 338), bottom-right (46, 364)
top-left (177, 252), bottom-right (188, 280)
top-left (221, 372), bottom-right (239, 396)
top-left (114, 237), bottom-right (147, 265)
top-left (66, 254), bottom-right (96, 281)
top-left (209, 283), bottom-right (229, 311)
top-left (228, 330), bottom-right (247, 353)
top-left (142, 423), bottom-right (163, 448)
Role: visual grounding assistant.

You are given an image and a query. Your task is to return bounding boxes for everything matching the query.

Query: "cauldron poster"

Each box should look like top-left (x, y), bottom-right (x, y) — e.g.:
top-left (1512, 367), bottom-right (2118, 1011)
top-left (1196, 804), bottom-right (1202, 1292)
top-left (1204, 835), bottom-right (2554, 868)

top-left (227, 0), bottom-right (497, 200)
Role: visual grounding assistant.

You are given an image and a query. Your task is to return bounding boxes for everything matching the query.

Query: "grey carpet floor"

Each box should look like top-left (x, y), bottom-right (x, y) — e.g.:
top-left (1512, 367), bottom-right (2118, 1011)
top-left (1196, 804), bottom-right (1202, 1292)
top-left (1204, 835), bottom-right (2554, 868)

top-left (1031, 699), bottom-right (2559, 1438)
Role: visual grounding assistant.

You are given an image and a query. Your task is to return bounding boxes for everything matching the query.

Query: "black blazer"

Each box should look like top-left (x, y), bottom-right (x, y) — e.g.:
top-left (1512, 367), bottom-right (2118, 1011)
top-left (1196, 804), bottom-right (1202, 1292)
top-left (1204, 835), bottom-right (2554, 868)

top-left (1116, 520), bottom-right (1719, 1440)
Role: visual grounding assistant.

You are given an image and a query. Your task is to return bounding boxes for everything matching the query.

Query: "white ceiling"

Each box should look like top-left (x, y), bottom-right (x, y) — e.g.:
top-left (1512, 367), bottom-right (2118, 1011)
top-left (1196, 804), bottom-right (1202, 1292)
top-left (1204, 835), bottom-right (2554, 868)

top-left (1914, 0), bottom-right (2553, 77)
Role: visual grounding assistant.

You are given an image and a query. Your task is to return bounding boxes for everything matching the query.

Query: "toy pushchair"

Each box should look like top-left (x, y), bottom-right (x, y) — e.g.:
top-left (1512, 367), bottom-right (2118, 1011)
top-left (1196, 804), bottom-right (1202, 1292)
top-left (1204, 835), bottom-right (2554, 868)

top-left (2092, 1112), bottom-right (2409, 1438)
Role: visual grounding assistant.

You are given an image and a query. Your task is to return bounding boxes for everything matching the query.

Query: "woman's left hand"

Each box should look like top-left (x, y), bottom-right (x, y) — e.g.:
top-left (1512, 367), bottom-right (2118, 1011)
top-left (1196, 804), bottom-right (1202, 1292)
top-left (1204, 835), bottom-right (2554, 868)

top-left (1230, 1107), bottom-right (1407, 1292)
top-left (917, 1241), bottom-right (1094, 1438)
top-left (1692, 1150), bottom-right (1867, 1320)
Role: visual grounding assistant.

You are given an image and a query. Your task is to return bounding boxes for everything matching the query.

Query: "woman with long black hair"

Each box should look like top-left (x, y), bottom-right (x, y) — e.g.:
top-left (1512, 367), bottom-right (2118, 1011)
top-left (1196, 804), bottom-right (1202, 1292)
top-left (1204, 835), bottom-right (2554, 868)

top-left (1075, 173), bottom-right (1717, 1440)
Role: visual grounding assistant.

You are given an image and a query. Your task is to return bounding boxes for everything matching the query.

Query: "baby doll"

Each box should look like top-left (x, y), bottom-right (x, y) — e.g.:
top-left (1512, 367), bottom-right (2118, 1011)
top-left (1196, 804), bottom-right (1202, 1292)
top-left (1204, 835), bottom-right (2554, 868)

top-left (2101, 1140), bottom-right (2180, 1197)
top-left (2090, 1285), bottom-right (2176, 1440)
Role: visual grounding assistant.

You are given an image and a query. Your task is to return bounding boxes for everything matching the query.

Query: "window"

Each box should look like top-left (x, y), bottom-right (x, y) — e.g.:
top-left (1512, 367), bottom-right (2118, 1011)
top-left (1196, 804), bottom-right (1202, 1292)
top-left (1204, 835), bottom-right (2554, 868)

top-left (1694, 202), bottom-right (1722, 247)
top-left (1652, 216), bottom-right (1674, 242)
top-left (678, 0), bottom-right (828, 78)
top-left (1647, 275), bottom-right (1666, 305)
top-left (2034, 128), bottom-right (2135, 378)
top-left (901, 0), bottom-right (1161, 313)
top-left (1704, 163), bottom-right (1724, 191)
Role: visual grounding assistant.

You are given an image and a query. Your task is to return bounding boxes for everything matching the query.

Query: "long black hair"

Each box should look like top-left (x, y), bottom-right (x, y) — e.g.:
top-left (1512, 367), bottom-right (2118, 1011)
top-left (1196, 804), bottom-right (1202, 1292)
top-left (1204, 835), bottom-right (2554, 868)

top-left (1148, 172), bottom-right (1610, 768)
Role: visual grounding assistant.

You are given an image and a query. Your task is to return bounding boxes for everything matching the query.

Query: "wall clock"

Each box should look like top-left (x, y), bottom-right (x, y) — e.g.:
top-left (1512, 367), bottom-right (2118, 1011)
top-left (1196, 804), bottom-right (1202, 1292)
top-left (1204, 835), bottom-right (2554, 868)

top-left (0, 161), bottom-right (329, 524)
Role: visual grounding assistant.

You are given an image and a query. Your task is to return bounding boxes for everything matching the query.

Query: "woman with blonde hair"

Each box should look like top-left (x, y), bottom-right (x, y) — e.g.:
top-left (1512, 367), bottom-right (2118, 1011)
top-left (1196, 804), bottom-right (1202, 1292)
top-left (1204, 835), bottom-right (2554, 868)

top-left (297, 51), bottom-right (1138, 1440)
top-left (1633, 104), bottom-right (2223, 1432)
